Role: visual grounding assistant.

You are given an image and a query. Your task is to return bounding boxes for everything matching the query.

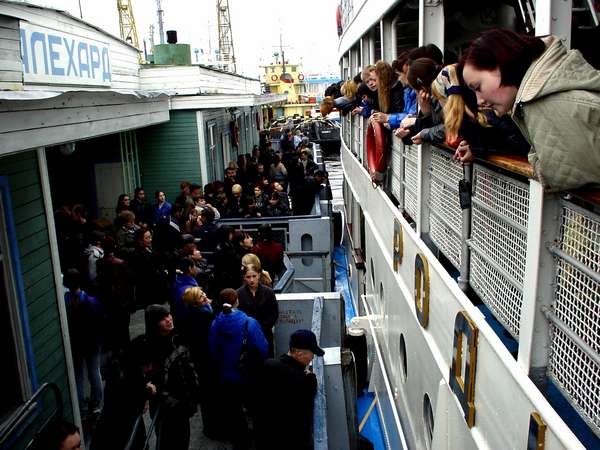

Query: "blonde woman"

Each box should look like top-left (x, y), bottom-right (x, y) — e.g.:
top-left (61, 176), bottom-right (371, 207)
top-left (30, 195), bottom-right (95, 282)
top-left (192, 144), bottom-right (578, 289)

top-left (241, 253), bottom-right (273, 287)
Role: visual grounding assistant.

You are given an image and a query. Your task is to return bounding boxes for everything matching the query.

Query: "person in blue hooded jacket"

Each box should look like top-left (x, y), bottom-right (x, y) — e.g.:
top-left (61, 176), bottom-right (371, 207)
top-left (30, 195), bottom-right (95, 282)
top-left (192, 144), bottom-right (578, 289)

top-left (172, 256), bottom-right (200, 324)
top-left (209, 288), bottom-right (268, 450)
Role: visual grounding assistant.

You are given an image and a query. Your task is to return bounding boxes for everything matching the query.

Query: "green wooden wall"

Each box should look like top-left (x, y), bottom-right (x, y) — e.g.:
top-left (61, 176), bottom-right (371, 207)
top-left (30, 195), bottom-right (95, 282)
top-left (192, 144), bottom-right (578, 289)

top-left (138, 107), bottom-right (259, 202)
top-left (0, 151), bottom-right (72, 433)
top-left (137, 110), bottom-right (202, 203)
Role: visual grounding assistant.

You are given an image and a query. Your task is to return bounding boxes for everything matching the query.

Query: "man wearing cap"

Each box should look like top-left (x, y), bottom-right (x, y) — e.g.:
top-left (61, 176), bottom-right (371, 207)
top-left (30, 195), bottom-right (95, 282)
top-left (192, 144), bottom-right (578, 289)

top-left (254, 329), bottom-right (325, 450)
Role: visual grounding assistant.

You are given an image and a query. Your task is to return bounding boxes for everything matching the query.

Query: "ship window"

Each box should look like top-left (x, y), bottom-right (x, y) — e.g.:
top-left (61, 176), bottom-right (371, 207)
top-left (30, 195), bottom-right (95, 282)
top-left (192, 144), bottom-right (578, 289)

top-left (271, 66), bottom-right (275, 73)
top-left (291, 65), bottom-right (297, 72)
top-left (423, 393), bottom-right (434, 448)
top-left (0, 179), bottom-right (32, 421)
top-left (370, 258), bottom-right (375, 290)
top-left (399, 334), bottom-right (407, 381)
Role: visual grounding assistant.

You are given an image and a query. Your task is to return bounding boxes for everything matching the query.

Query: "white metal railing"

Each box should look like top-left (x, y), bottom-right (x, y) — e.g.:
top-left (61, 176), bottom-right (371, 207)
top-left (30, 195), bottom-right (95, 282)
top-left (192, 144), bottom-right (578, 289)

top-left (402, 143), bottom-right (419, 221)
top-left (427, 148), bottom-right (464, 269)
top-left (340, 116), bottom-right (600, 439)
top-left (469, 165), bottom-right (530, 339)
top-left (547, 201), bottom-right (600, 436)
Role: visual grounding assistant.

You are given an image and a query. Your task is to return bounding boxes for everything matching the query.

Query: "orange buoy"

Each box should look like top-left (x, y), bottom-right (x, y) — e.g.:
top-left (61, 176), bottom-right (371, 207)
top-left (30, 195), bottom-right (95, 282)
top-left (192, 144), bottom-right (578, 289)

top-left (366, 121), bottom-right (388, 185)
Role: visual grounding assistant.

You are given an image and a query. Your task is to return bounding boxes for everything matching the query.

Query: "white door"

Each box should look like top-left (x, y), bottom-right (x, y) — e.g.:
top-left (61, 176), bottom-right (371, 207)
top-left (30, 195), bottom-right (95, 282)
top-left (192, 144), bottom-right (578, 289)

top-left (95, 162), bottom-right (124, 221)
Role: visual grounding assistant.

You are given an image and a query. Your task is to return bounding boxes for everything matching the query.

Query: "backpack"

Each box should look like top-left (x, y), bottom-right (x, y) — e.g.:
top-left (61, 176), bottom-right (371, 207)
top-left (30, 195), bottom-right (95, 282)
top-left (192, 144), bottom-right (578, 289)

top-left (162, 344), bottom-right (200, 417)
top-left (237, 320), bottom-right (262, 379)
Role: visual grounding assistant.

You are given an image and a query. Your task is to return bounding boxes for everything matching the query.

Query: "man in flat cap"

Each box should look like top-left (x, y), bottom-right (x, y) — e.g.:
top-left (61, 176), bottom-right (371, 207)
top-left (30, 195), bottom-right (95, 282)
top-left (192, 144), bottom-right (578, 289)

top-left (254, 329), bottom-right (325, 450)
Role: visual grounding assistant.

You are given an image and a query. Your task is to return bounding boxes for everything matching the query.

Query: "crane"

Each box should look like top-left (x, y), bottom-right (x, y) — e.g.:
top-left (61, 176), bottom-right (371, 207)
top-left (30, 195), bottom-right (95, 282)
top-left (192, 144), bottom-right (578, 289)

top-left (217, 0), bottom-right (236, 73)
top-left (156, 0), bottom-right (165, 45)
top-left (117, 0), bottom-right (142, 62)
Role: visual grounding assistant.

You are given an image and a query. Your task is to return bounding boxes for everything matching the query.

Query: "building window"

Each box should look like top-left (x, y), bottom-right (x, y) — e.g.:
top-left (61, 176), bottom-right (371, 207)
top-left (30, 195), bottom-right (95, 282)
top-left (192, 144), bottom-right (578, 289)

top-left (0, 178), bottom-right (33, 421)
top-left (207, 122), bottom-right (218, 182)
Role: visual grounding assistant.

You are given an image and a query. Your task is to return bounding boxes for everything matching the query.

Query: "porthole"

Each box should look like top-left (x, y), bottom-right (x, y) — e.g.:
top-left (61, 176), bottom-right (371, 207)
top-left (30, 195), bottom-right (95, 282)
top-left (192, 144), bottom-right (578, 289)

top-left (399, 334), bottom-right (407, 382)
top-left (423, 393), bottom-right (434, 449)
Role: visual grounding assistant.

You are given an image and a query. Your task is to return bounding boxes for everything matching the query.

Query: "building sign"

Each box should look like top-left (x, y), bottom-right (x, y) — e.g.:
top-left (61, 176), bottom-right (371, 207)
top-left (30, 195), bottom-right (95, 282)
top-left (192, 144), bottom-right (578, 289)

top-left (20, 21), bottom-right (111, 86)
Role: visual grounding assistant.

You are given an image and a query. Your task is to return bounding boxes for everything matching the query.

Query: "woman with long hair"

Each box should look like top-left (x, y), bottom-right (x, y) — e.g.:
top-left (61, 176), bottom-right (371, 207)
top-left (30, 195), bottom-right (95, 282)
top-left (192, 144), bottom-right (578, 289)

top-left (241, 253), bottom-right (273, 287)
top-left (236, 264), bottom-right (279, 357)
top-left (461, 28), bottom-right (600, 191)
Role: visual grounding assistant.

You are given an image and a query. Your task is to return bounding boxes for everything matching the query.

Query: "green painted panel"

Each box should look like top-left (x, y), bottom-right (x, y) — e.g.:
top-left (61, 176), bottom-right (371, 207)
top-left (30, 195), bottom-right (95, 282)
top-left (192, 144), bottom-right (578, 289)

top-left (138, 110), bottom-right (201, 202)
top-left (0, 151), bottom-right (72, 420)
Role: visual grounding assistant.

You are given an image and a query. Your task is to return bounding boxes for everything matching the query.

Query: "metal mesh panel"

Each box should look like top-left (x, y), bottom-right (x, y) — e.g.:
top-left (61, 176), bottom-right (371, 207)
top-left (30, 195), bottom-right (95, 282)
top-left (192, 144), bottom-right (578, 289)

top-left (390, 138), bottom-right (403, 202)
top-left (430, 148), bottom-right (463, 188)
top-left (468, 165), bottom-right (529, 339)
top-left (427, 150), bottom-right (462, 269)
top-left (548, 203), bottom-right (600, 434)
top-left (430, 214), bottom-right (461, 268)
top-left (470, 249), bottom-right (522, 338)
top-left (471, 205), bottom-right (528, 285)
top-left (548, 326), bottom-right (600, 434)
top-left (403, 145), bottom-right (418, 220)
top-left (555, 204), bottom-right (600, 351)
top-left (473, 165), bottom-right (529, 228)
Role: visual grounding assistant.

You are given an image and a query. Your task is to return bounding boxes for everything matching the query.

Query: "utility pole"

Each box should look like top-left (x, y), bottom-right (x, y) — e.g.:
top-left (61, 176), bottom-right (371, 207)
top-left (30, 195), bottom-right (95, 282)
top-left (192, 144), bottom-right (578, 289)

top-left (156, 0), bottom-right (165, 44)
top-left (216, 0), bottom-right (236, 73)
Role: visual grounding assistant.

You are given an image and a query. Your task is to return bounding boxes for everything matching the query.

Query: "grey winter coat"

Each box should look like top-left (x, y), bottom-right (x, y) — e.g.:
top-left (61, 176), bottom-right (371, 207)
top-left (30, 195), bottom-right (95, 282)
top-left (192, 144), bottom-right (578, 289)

top-left (511, 36), bottom-right (600, 192)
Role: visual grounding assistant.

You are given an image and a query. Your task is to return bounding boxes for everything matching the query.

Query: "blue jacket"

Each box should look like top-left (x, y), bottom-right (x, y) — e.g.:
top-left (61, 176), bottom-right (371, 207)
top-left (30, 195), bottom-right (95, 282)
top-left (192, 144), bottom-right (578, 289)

top-left (208, 309), bottom-right (268, 384)
top-left (388, 87), bottom-right (417, 129)
top-left (64, 290), bottom-right (104, 355)
top-left (172, 274), bottom-right (212, 324)
top-left (153, 201), bottom-right (172, 226)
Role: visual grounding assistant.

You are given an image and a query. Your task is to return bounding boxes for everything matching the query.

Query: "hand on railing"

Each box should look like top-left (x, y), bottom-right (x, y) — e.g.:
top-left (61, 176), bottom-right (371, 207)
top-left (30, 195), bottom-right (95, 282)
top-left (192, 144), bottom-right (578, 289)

top-left (453, 141), bottom-right (475, 163)
top-left (411, 131), bottom-right (424, 145)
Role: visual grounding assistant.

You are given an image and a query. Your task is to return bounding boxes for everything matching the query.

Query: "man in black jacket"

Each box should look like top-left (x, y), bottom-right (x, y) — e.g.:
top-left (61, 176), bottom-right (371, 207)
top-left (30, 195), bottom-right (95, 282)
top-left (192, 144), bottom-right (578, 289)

top-left (254, 330), bottom-right (325, 450)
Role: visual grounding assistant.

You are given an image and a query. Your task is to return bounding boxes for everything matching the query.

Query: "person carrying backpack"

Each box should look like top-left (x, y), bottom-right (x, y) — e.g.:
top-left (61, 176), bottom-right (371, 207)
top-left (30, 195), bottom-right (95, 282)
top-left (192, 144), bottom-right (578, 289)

top-left (144, 304), bottom-right (199, 450)
top-left (208, 289), bottom-right (268, 450)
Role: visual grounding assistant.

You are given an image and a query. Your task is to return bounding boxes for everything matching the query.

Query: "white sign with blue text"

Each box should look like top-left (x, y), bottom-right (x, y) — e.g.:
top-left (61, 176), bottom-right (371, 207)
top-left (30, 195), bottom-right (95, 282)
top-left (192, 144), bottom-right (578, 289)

top-left (20, 21), bottom-right (112, 87)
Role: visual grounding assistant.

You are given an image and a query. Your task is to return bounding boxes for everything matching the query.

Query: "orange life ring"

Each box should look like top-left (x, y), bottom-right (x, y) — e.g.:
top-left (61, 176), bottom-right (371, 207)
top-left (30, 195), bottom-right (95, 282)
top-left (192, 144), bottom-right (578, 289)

top-left (366, 121), bottom-right (388, 184)
top-left (271, 74), bottom-right (278, 82)
top-left (336, 5), bottom-right (343, 36)
top-left (298, 73), bottom-right (305, 81)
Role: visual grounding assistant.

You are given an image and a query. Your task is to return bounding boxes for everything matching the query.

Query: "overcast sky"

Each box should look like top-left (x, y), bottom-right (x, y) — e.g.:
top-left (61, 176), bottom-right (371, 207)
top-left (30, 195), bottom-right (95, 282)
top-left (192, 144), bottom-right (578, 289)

top-left (30, 0), bottom-right (340, 79)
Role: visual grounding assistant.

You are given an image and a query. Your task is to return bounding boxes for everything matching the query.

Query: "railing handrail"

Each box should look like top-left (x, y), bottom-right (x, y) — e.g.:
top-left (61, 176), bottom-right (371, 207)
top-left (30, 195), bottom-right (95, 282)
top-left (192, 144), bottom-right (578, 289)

top-left (273, 254), bottom-right (295, 294)
top-left (0, 382), bottom-right (63, 448)
top-left (124, 405), bottom-right (161, 450)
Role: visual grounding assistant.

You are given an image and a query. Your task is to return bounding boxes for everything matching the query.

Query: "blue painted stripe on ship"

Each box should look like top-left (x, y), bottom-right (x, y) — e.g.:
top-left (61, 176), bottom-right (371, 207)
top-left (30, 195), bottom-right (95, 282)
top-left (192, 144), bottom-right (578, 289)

top-left (357, 392), bottom-right (386, 450)
top-left (333, 245), bottom-right (355, 325)
top-left (0, 176), bottom-right (38, 390)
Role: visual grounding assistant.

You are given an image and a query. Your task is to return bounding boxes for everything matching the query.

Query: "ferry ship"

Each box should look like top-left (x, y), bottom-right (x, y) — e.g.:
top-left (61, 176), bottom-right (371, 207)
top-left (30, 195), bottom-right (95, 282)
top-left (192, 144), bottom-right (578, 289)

top-left (337, 0), bottom-right (600, 449)
top-left (0, 0), bottom-right (599, 449)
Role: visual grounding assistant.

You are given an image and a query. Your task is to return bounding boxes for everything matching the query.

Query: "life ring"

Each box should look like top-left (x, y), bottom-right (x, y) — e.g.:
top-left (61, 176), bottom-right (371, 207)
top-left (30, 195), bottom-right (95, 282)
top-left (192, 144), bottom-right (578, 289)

top-left (366, 120), bottom-right (388, 185)
top-left (336, 5), bottom-right (343, 37)
top-left (271, 74), bottom-right (278, 82)
top-left (298, 73), bottom-right (305, 81)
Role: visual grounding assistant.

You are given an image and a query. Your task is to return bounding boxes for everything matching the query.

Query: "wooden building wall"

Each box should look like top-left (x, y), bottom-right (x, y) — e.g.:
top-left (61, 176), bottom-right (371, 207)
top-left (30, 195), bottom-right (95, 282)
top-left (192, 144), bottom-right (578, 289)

top-left (0, 151), bottom-right (72, 420)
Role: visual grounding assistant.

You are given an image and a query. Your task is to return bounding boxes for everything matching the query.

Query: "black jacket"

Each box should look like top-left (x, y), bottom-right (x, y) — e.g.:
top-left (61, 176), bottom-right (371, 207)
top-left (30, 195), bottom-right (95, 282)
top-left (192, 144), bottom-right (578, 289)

top-left (254, 354), bottom-right (317, 450)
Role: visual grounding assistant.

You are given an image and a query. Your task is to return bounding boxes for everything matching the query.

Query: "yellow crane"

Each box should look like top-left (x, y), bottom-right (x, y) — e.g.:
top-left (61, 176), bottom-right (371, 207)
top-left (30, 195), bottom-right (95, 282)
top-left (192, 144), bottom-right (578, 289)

top-left (117, 0), bottom-right (142, 62)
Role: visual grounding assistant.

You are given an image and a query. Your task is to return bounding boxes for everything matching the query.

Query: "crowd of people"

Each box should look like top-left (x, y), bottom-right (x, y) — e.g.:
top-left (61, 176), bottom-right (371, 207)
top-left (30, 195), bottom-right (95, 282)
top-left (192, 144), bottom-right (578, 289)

top-left (324, 28), bottom-right (600, 192)
top-left (51, 139), bottom-right (331, 450)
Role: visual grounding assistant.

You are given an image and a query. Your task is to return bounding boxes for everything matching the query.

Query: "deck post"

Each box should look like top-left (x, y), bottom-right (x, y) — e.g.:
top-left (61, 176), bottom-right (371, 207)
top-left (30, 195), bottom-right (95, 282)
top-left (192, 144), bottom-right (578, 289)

top-left (36, 148), bottom-right (82, 433)
top-left (517, 180), bottom-right (561, 390)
